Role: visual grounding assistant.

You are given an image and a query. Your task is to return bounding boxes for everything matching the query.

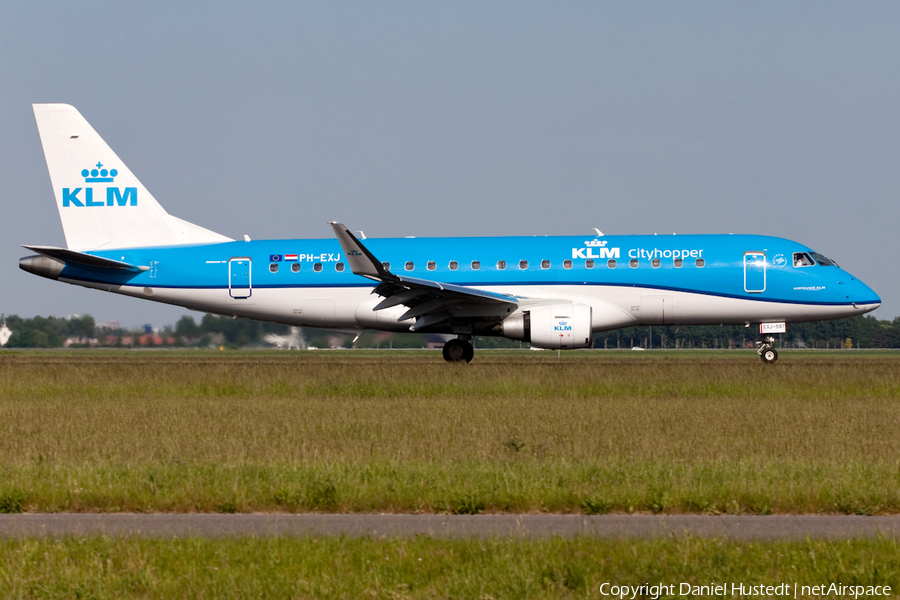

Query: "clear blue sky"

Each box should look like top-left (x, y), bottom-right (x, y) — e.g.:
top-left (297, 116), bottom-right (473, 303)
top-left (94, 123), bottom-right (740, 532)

top-left (2, 2), bottom-right (898, 327)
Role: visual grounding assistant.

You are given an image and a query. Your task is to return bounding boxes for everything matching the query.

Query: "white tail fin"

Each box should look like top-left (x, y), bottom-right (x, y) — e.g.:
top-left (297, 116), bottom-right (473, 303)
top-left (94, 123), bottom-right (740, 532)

top-left (33, 104), bottom-right (232, 250)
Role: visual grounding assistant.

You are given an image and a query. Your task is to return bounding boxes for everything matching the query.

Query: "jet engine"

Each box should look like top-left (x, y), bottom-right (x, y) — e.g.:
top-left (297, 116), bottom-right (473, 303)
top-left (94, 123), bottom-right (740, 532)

top-left (499, 303), bottom-right (592, 349)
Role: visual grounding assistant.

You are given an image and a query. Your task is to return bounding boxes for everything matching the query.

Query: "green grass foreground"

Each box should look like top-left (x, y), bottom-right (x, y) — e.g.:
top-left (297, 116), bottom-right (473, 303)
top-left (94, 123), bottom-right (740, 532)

top-left (0, 350), bottom-right (899, 514)
top-left (0, 536), bottom-right (897, 599)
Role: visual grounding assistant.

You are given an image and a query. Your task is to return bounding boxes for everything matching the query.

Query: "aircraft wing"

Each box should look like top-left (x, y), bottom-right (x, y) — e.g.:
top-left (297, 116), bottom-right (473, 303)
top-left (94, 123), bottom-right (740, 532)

top-left (330, 223), bottom-right (518, 331)
top-left (21, 245), bottom-right (149, 272)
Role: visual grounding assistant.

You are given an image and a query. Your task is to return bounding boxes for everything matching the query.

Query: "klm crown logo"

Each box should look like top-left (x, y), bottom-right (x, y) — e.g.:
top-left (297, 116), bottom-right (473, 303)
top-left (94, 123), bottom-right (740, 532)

top-left (63, 161), bottom-right (136, 208)
top-left (82, 162), bottom-right (118, 183)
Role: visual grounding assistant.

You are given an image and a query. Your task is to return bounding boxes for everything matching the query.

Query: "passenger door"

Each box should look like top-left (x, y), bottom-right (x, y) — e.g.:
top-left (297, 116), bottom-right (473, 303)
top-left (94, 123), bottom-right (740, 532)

top-left (229, 258), bottom-right (252, 299)
top-left (744, 252), bottom-right (766, 293)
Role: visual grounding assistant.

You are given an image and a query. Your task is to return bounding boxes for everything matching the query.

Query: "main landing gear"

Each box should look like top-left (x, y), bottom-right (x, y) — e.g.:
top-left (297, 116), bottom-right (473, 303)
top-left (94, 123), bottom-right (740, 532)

top-left (756, 335), bottom-right (778, 364)
top-left (442, 337), bottom-right (474, 363)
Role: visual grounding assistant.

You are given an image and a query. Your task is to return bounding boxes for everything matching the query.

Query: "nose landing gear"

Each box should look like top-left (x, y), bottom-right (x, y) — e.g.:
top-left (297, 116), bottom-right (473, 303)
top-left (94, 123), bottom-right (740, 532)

top-left (442, 337), bottom-right (474, 363)
top-left (756, 335), bottom-right (778, 364)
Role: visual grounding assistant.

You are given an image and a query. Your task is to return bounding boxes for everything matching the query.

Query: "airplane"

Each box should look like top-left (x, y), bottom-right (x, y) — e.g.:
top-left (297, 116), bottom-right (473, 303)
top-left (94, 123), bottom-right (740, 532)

top-left (20, 104), bottom-right (881, 363)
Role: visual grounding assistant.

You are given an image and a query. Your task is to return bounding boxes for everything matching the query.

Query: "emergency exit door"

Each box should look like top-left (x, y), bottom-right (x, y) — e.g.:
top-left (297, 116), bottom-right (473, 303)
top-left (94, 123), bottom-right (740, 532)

top-left (744, 252), bottom-right (766, 293)
top-left (229, 258), bottom-right (252, 299)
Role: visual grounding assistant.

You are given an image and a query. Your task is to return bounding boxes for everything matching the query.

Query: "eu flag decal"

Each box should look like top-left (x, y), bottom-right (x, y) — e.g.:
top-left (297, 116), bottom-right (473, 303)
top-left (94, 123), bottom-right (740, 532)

top-left (270, 254), bottom-right (282, 262)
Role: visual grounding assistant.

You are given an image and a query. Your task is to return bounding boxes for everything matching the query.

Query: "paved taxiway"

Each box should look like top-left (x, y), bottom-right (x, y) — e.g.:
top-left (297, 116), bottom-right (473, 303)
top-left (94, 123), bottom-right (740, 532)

top-left (1, 514), bottom-right (900, 539)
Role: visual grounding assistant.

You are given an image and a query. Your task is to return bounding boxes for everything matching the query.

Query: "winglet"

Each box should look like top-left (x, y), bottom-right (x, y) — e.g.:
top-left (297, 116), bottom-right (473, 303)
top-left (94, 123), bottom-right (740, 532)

top-left (329, 222), bottom-right (390, 280)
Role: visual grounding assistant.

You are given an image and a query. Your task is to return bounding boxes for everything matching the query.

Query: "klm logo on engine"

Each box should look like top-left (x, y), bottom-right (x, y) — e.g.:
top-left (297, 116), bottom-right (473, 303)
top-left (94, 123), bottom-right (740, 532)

top-left (554, 321), bottom-right (573, 332)
top-left (571, 239), bottom-right (619, 259)
top-left (62, 163), bottom-right (137, 207)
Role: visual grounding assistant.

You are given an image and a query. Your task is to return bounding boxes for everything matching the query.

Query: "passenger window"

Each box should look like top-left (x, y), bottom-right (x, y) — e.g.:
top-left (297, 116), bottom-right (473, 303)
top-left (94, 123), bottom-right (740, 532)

top-left (519, 260), bottom-right (528, 270)
top-left (695, 258), bottom-right (705, 268)
top-left (314, 262), bottom-right (323, 272)
top-left (427, 261), bottom-right (436, 271)
top-left (541, 259), bottom-right (550, 269)
top-left (497, 260), bottom-right (506, 270)
top-left (382, 262), bottom-right (391, 271)
top-left (291, 263), bottom-right (300, 273)
top-left (449, 261), bottom-right (458, 270)
top-left (793, 252), bottom-right (816, 267)
top-left (335, 262), bottom-right (345, 272)
top-left (607, 259), bottom-right (616, 269)
top-left (585, 259), bottom-right (594, 269)
top-left (674, 258), bottom-right (683, 268)
top-left (563, 260), bottom-right (572, 269)
top-left (630, 259), bottom-right (639, 268)
top-left (405, 261), bottom-right (414, 271)
top-left (269, 263), bottom-right (279, 273)
top-left (651, 258), bottom-right (661, 268)
top-left (471, 261), bottom-right (480, 270)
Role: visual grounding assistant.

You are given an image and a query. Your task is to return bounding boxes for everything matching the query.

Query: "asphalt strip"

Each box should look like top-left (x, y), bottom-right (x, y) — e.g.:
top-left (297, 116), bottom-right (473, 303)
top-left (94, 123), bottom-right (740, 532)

top-left (1, 514), bottom-right (900, 540)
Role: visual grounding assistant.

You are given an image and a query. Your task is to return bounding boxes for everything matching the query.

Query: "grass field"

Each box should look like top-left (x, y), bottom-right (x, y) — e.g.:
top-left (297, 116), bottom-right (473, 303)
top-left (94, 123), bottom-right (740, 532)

top-left (0, 536), bottom-right (896, 599)
top-left (0, 349), bottom-right (898, 514)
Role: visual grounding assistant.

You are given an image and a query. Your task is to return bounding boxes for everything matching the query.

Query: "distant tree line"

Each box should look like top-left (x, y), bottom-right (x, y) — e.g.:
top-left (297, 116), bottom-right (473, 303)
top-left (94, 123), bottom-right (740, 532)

top-left (174, 315), bottom-right (290, 347)
top-left (3, 315), bottom-right (96, 348)
top-left (2, 313), bottom-right (899, 349)
top-left (591, 315), bottom-right (900, 350)
top-left (1, 314), bottom-right (292, 349)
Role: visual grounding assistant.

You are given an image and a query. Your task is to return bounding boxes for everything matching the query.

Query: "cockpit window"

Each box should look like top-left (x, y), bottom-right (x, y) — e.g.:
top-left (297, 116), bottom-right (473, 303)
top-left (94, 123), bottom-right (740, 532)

top-left (793, 252), bottom-right (815, 267)
top-left (809, 252), bottom-right (838, 267)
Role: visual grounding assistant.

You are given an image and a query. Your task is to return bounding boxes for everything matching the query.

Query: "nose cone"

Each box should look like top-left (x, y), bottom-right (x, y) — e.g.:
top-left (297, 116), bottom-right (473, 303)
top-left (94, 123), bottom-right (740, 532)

top-left (847, 276), bottom-right (880, 313)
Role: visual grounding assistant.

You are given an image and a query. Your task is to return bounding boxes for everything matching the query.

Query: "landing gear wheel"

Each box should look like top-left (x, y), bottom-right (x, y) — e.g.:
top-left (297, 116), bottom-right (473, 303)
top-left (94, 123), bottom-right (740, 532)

top-left (462, 340), bottom-right (475, 363)
top-left (756, 334), bottom-right (778, 365)
top-left (442, 338), bottom-right (474, 363)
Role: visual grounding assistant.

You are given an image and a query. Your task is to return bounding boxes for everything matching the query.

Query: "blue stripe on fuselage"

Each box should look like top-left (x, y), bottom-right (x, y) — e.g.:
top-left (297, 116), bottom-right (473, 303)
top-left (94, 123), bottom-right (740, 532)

top-left (64, 234), bottom-right (879, 307)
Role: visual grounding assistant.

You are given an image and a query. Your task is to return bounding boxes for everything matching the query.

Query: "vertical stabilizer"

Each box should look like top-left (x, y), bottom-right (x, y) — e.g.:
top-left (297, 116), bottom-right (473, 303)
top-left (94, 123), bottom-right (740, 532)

top-left (33, 104), bottom-right (232, 250)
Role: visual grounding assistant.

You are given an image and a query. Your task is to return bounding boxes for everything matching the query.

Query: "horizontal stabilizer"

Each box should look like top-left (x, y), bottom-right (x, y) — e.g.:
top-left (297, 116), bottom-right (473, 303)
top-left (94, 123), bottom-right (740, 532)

top-left (21, 245), bottom-right (148, 272)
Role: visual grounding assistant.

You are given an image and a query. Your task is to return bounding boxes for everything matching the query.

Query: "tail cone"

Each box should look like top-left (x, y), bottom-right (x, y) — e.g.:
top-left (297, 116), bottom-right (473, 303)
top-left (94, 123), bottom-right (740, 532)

top-left (19, 255), bottom-right (63, 280)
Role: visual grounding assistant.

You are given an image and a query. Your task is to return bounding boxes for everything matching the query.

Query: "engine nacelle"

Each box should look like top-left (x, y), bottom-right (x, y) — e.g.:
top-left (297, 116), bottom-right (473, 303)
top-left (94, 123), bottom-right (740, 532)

top-left (499, 303), bottom-right (592, 349)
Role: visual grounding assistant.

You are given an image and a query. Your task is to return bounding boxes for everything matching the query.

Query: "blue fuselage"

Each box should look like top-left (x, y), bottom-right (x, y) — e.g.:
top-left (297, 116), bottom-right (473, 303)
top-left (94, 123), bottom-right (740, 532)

top-left (71, 234), bottom-right (875, 305)
top-left (43, 233), bottom-right (878, 333)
